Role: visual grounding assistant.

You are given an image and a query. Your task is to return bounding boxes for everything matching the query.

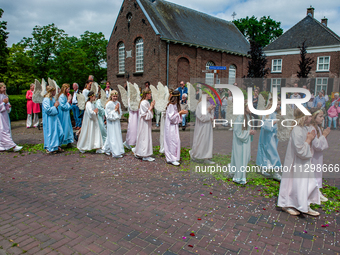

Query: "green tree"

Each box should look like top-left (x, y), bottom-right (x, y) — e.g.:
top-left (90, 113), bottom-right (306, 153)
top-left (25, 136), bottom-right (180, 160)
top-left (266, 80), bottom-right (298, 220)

top-left (245, 40), bottom-right (270, 91)
top-left (4, 44), bottom-right (36, 94)
top-left (297, 41), bottom-right (314, 87)
top-left (233, 16), bottom-right (283, 47)
top-left (0, 8), bottom-right (9, 79)
top-left (20, 23), bottom-right (68, 79)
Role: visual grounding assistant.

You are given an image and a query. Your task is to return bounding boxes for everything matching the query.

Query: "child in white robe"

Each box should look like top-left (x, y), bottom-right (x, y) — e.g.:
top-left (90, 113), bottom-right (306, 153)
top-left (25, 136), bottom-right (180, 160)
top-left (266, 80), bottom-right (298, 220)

top-left (278, 109), bottom-right (320, 216)
top-left (102, 90), bottom-right (125, 158)
top-left (77, 91), bottom-right (103, 153)
top-left (310, 108), bottom-right (330, 202)
top-left (231, 103), bottom-right (256, 184)
top-left (164, 90), bottom-right (188, 166)
top-left (132, 88), bottom-right (155, 161)
top-left (189, 93), bottom-right (215, 164)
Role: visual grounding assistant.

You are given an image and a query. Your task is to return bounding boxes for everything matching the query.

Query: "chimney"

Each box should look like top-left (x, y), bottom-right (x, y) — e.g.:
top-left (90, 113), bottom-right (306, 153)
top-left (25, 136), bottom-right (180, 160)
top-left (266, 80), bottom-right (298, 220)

top-left (321, 17), bottom-right (328, 26)
top-left (307, 6), bottom-right (314, 18)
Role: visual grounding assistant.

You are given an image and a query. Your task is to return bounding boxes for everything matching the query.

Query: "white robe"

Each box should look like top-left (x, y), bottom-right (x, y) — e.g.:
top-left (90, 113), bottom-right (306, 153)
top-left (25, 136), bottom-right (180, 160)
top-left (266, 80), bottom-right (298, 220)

top-left (277, 126), bottom-right (320, 213)
top-left (134, 100), bottom-right (153, 157)
top-left (102, 101), bottom-right (125, 156)
top-left (310, 126), bottom-right (328, 188)
top-left (164, 104), bottom-right (182, 162)
top-left (189, 100), bottom-right (214, 159)
top-left (77, 102), bottom-right (103, 151)
top-left (159, 111), bottom-right (166, 153)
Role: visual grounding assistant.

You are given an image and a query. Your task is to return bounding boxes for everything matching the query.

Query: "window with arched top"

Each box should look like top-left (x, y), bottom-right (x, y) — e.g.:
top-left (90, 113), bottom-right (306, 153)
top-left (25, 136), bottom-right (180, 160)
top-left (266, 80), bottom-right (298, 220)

top-left (135, 38), bottom-right (144, 72)
top-left (205, 61), bottom-right (215, 85)
top-left (118, 42), bottom-right (125, 73)
top-left (229, 65), bottom-right (236, 85)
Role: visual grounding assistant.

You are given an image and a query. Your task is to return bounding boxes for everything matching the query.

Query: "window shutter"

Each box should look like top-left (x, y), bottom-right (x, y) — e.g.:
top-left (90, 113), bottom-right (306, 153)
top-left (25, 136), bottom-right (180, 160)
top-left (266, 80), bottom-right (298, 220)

top-left (310, 78), bottom-right (316, 94)
top-left (281, 79), bottom-right (286, 87)
top-left (327, 78), bottom-right (334, 96)
top-left (267, 79), bottom-right (271, 91)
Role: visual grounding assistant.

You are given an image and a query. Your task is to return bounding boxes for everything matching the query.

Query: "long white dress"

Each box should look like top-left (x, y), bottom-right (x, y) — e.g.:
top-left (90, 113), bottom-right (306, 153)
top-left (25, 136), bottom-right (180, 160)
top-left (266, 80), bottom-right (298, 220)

top-left (95, 99), bottom-right (107, 143)
top-left (134, 100), bottom-right (153, 157)
top-left (189, 100), bottom-right (214, 159)
top-left (77, 101), bottom-right (103, 151)
top-left (102, 101), bottom-right (125, 157)
top-left (159, 111), bottom-right (166, 153)
top-left (231, 115), bottom-right (252, 183)
top-left (277, 126), bottom-right (320, 213)
top-left (310, 126), bottom-right (328, 188)
top-left (164, 104), bottom-right (182, 162)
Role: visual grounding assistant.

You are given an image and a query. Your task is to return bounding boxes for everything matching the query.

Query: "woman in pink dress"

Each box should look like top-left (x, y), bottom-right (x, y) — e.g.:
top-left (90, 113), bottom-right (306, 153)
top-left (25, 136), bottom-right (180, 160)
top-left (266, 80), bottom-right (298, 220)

top-left (164, 90), bottom-right (188, 166)
top-left (26, 83), bottom-right (41, 128)
top-left (0, 83), bottom-right (22, 152)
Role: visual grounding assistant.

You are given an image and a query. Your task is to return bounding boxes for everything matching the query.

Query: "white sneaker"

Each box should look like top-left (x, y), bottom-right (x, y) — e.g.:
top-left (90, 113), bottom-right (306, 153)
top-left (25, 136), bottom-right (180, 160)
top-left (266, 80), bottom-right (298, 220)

top-left (113, 154), bottom-right (123, 158)
top-left (203, 159), bottom-right (215, 164)
top-left (282, 207), bottom-right (300, 216)
top-left (307, 207), bottom-right (320, 216)
top-left (96, 149), bottom-right (104, 154)
top-left (79, 150), bottom-right (85, 154)
top-left (320, 193), bottom-right (328, 202)
top-left (123, 141), bottom-right (132, 150)
top-left (105, 152), bottom-right (111, 156)
top-left (142, 157), bottom-right (155, 162)
top-left (13, 146), bottom-right (23, 152)
top-left (272, 172), bottom-right (282, 181)
top-left (171, 161), bottom-right (180, 166)
top-left (131, 147), bottom-right (136, 153)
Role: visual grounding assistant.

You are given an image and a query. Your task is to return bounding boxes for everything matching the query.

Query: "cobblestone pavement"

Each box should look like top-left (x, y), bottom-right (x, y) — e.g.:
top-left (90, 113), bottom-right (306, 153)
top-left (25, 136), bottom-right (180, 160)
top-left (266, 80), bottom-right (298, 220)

top-left (0, 120), bottom-right (340, 254)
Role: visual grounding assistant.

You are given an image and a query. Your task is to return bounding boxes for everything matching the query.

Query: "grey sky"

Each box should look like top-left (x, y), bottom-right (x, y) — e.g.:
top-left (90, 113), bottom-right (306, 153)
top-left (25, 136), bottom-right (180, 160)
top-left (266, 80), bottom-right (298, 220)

top-left (2, 0), bottom-right (340, 46)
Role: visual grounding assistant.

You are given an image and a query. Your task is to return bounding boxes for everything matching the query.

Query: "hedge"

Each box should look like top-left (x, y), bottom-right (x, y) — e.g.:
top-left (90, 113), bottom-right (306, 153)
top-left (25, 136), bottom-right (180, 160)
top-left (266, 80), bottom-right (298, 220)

top-left (8, 95), bottom-right (29, 121)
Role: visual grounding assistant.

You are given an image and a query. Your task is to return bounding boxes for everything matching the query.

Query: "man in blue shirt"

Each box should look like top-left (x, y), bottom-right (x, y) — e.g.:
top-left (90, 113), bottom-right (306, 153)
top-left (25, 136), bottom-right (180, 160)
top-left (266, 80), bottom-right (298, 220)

top-left (313, 91), bottom-right (326, 108)
top-left (177, 81), bottom-right (188, 100)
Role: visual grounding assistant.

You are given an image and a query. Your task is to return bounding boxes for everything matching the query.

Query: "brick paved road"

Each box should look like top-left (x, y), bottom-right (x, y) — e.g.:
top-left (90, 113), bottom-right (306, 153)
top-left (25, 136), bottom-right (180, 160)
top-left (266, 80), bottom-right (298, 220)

top-left (0, 120), bottom-right (340, 254)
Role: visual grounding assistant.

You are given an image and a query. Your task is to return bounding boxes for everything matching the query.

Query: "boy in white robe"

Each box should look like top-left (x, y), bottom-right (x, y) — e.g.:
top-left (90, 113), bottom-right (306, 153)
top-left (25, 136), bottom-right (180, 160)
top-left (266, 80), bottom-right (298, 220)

top-left (278, 109), bottom-right (320, 216)
top-left (132, 89), bottom-right (155, 161)
top-left (310, 108), bottom-right (330, 202)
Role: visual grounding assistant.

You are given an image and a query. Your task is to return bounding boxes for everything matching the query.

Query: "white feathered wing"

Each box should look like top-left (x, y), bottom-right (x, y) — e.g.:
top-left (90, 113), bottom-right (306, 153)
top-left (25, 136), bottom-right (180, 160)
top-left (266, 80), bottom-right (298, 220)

top-left (118, 84), bottom-right (128, 108)
top-left (32, 79), bottom-right (43, 103)
top-left (187, 82), bottom-right (198, 112)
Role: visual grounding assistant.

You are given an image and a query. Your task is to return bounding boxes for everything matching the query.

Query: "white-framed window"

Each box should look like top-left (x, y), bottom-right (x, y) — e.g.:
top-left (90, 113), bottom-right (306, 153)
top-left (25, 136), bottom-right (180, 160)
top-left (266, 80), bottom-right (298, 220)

top-left (317, 56), bottom-right (330, 71)
top-left (229, 65), bottom-right (236, 85)
top-left (315, 78), bottom-right (328, 94)
top-left (271, 59), bottom-right (282, 73)
top-left (205, 61), bottom-right (215, 85)
top-left (271, 78), bottom-right (281, 93)
top-left (118, 42), bottom-right (125, 74)
top-left (135, 38), bottom-right (144, 72)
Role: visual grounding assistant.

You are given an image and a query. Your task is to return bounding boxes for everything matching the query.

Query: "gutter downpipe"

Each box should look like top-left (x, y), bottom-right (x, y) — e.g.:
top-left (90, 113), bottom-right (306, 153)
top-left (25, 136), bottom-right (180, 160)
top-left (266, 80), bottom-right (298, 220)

top-left (166, 41), bottom-right (169, 87)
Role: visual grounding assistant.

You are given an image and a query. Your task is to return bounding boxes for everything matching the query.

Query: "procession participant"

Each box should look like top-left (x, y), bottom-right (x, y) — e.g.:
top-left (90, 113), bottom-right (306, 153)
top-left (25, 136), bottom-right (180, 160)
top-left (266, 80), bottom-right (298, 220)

top-left (159, 88), bottom-right (173, 153)
top-left (180, 93), bottom-right (189, 130)
top-left (57, 84), bottom-right (73, 147)
top-left (310, 108), bottom-right (330, 202)
top-left (82, 80), bottom-right (92, 102)
top-left (231, 103), bottom-right (256, 185)
top-left (104, 81), bottom-right (111, 99)
top-left (102, 90), bottom-right (124, 158)
top-left (132, 88), bottom-right (155, 161)
top-left (123, 85), bottom-right (139, 150)
top-left (77, 91), bottom-right (103, 154)
top-left (189, 93), bottom-right (215, 164)
top-left (277, 109), bottom-right (320, 216)
top-left (0, 83), bottom-right (22, 152)
top-left (71, 83), bottom-right (82, 129)
top-left (42, 86), bottom-right (64, 153)
top-left (164, 90), bottom-right (187, 166)
top-left (95, 92), bottom-right (107, 143)
top-left (26, 83), bottom-right (40, 128)
top-left (256, 99), bottom-right (282, 181)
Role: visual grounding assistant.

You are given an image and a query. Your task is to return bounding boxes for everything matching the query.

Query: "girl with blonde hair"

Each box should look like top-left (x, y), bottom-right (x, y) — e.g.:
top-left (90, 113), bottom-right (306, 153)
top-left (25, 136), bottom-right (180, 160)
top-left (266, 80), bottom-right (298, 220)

top-left (278, 109), bottom-right (320, 216)
top-left (42, 86), bottom-right (64, 153)
top-left (0, 83), bottom-right (22, 152)
top-left (310, 108), bottom-right (330, 202)
top-left (57, 84), bottom-right (73, 147)
top-left (132, 88), bottom-right (156, 161)
top-left (102, 90), bottom-right (124, 157)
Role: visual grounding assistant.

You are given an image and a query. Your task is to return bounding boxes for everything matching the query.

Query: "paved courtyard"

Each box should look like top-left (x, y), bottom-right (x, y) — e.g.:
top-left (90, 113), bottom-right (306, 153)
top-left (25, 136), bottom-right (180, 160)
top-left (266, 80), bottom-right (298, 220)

top-left (0, 120), bottom-right (340, 254)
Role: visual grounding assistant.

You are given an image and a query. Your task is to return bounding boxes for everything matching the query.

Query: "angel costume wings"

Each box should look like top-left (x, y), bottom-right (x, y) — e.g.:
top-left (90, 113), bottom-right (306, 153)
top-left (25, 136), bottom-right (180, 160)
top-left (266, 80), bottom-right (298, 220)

top-left (150, 82), bottom-right (169, 113)
top-left (187, 82), bottom-right (198, 112)
top-left (118, 82), bottom-right (140, 111)
top-left (47, 78), bottom-right (60, 101)
top-left (32, 78), bottom-right (47, 104)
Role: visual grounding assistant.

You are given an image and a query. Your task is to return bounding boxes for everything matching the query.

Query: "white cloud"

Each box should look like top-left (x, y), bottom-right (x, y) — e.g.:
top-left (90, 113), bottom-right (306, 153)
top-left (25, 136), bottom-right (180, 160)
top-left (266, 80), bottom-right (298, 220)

top-left (2, 0), bottom-right (340, 46)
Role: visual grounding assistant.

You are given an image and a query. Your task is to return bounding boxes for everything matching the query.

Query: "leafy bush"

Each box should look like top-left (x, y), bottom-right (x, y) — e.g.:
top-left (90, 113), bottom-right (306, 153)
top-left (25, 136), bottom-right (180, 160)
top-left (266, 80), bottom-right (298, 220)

top-left (8, 95), bottom-right (28, 121)
top-left (260, 91), bottom-right (269, 101)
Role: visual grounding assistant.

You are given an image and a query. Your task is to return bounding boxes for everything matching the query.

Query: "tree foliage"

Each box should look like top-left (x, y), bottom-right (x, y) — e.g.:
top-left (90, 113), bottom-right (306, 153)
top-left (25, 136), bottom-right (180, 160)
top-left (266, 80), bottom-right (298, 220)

top-left (245, 40), bottom-right (270, 91)
top-left (233, 16), bottom-right (283, 47)
top-left (0, 8), bottom-right (9, 79)
top-left (297, 41), bottom-right (314, 86)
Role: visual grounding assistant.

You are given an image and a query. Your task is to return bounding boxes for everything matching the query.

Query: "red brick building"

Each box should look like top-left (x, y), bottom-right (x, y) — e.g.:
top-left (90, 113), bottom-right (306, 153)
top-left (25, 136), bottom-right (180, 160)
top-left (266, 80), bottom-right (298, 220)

top-left (264, 7), bottom-right (340, 95)
top-left (107, 0), bottom-right (250, 90)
